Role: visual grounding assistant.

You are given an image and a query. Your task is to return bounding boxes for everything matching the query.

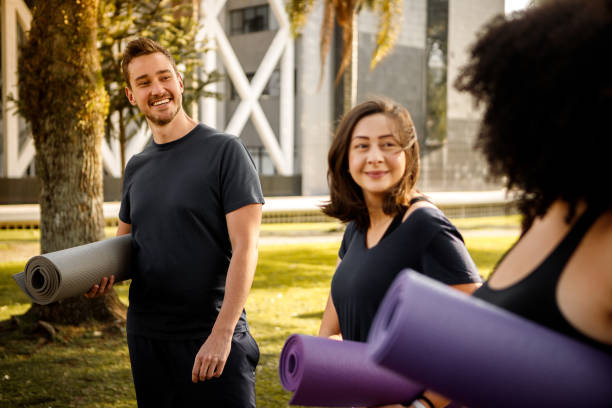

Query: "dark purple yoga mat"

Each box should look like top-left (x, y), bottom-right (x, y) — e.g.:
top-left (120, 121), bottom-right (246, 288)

top-left (279, 334), bottom-right (423, 407)
top-left (367, 269), bottom-right (612, 408)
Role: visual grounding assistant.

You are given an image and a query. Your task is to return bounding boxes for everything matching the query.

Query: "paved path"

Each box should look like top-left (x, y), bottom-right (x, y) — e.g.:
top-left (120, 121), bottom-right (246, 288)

top-left (0, 190), bottom-right (514, 227)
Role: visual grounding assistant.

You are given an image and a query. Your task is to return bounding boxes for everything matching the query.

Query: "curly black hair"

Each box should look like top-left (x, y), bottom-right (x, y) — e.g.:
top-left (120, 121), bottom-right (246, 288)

top-left (456, 0), bottom-right (612, 229)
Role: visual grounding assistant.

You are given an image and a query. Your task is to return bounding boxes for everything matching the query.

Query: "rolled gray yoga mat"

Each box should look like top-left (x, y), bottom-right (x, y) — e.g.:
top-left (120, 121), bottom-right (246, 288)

top-left (367, 269), bottom-right (612, 408)
top-left (13, 235), bottom-right (132, 305)
top-left (279, 333), bottom-right (423, 407)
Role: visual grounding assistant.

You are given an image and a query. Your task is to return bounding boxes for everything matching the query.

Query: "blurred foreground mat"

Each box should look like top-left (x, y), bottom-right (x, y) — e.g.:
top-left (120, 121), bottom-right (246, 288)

top-left (368, 269), bottom-right (612, 408)
top-left (279, 333), bottom-right (423, 407)
top-left (13, 235), bottom-right (132, 305)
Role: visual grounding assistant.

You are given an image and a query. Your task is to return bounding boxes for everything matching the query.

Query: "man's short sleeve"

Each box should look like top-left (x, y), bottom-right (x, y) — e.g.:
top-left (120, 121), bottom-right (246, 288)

top-left (118, 165), bottom-right (131, 224)
top-left (219, 137), bottom-right (265, 214)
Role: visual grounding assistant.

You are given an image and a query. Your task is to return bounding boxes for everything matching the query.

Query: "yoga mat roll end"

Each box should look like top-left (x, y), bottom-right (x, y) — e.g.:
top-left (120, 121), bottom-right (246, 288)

top-left (12, 235), bottom-right (133, 305)
top-left (278, 334), bottom-right (304, 393)
top-left (12, 271), bottom-right (36, 303)
top-left (279, 333), bottom-right (423, 407)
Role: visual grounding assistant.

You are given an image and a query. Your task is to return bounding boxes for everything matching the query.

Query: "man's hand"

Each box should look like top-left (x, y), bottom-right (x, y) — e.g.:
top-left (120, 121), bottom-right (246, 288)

top-left (191, 331), bottom-right (232, 382)
top-left (84, 275), bottom-right (115, 298)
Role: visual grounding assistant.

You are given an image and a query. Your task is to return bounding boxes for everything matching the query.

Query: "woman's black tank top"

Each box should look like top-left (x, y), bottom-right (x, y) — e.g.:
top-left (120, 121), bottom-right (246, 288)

top-left (473, 205), bottom-right (612, 352)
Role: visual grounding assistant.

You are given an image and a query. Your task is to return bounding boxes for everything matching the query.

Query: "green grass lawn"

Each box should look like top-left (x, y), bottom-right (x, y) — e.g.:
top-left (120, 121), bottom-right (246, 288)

top-left (0, 221), bottom-right (518, 408)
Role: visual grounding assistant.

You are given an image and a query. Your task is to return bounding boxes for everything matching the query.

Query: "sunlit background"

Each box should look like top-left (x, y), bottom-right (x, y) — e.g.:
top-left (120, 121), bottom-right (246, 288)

top-left (506, 0), bottom-right (531, 14)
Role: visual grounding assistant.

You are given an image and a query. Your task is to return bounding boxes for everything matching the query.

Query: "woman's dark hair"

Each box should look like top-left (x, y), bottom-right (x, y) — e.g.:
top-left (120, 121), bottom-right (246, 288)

top-left (456, 0), bottom-right (612, 230)
top-left (322, 98), bottom-right (420, 230)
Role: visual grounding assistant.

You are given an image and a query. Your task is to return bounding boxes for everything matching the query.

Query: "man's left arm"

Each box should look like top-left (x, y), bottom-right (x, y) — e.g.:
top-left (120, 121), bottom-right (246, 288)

top-left (191, 203), bottom-right (262, 382)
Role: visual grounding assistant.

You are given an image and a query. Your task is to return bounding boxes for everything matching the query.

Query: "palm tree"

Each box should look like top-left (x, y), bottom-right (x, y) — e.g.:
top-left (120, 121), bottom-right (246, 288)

top-left (287, 0), bottom-right (403, 112)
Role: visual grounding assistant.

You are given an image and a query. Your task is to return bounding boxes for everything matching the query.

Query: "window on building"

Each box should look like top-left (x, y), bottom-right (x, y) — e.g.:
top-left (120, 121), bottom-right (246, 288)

top-left (425, 0), bottom-right (449, 147)
top-left (229, 70), bottom-right (280, 100)
top-left (230, 5), bottom-right (274, 35)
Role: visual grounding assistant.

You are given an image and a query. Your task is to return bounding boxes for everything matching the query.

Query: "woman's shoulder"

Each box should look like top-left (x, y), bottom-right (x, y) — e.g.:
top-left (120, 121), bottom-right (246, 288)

top-left (342, 221), bottom-right (361, 239)
top-left (402, 202), bottom-right (450, 227)
top-left (399, 203), bottom-right (463, 240)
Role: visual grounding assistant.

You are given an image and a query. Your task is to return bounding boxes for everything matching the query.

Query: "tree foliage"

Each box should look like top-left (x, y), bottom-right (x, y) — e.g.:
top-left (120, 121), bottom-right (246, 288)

top-left (98, 0), bottom-right (222, 172)
top-left (287, 0), bottom-right (403, 85)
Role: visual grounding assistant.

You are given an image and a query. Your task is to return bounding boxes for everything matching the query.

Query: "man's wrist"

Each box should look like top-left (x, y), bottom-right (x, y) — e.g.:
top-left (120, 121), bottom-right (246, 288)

top-left (210, 324), bottom-right (234, 340)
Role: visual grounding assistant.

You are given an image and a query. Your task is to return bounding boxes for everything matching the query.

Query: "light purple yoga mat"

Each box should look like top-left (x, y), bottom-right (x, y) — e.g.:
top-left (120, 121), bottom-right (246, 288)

top-left (279, 334), bottom-right (423, 407)
top-left (367, 269), bottom-right (612, 408)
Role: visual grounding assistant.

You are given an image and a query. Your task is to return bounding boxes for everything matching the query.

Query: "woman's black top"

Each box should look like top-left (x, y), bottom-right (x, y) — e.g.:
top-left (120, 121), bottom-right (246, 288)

top-left (332, 202), bottom-right (481, 342)
top-left (473, 205), bottom-right (612, 353)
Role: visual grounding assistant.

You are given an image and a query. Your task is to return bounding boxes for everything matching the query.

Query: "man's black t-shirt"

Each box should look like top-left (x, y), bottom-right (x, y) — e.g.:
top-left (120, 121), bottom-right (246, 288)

top-left (119, 124), bottom-right (264, 339)
top-left (333, 207), bottom-right (481, 342)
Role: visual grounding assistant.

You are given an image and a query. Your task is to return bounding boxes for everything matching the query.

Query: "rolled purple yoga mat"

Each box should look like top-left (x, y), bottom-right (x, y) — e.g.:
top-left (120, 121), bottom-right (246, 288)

top-left (279, 334), bottom-right (423, 407)
top-left (367, 269), bottom-right (612, 408)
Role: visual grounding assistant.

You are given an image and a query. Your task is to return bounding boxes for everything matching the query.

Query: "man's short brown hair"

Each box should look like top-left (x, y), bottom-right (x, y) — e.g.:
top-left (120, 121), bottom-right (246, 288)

top-left (121, 38), bottom-right (179, 89)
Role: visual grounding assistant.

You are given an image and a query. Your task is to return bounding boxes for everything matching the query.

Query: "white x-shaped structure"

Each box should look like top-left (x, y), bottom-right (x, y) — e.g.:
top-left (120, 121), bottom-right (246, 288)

top-left (104, 0), bottom-right (296, 176)
top-left (1, 0), bottom-right (34, 177)
top-left (199, 0), bottom-right (295, 175)
top-left (3, 0), bottom-right (294, 177)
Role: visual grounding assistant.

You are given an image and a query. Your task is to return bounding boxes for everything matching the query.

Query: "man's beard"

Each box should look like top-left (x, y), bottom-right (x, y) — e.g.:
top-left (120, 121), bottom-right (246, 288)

top-left (146, 103), bottom-right (181, 126)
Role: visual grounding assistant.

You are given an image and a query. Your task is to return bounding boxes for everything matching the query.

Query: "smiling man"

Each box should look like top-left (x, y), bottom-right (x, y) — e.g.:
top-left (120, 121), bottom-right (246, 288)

top-left (86, 38), bottom-right (264, 407)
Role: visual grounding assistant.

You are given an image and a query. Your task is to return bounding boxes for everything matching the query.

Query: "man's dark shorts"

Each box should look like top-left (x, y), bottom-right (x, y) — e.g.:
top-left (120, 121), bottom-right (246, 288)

top-left (127, 331), bottom-right (259, 408)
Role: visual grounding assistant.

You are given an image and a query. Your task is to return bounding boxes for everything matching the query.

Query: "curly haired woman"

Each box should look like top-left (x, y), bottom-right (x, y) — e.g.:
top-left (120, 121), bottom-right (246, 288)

top-left (457, 0), bottom-right (612, 353)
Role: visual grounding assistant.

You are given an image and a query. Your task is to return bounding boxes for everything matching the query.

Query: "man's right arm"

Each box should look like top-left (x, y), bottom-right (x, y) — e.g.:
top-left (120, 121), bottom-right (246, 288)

top-left (116, 220), bottom-right (131, 236)
top-left (84, 220), bottom-right (131, 298)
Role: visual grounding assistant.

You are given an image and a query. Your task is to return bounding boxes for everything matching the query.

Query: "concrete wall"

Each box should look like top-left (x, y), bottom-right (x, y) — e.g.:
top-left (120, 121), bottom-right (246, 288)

top-left (357, 0), bottom-right (427, 138)
top-left (294, 0), bottom-right (506, 193)
top-left (295, 2), bottom-right (335, 195)
top-left (357, 36), bottom-right (426, 140)
top-left (419, 0), bottom-right (505, 191)
top-left (222, 0), bottom-right (506, 194)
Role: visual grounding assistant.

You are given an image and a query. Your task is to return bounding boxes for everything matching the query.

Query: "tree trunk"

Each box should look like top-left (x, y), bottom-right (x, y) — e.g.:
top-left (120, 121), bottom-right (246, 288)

top-left (18, 0), bottom-right (126, 325)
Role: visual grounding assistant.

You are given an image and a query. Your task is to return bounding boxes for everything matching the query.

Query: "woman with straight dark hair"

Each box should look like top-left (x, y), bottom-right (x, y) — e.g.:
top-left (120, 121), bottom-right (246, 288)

top-left (319, 97), bottom-right (482, 408)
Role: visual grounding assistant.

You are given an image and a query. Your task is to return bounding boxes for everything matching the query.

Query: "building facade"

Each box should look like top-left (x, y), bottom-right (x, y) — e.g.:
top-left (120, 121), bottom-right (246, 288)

top-left (213, 0), bottom-right (505, 194)
top-left (1, 0), bottom-right (505, 202)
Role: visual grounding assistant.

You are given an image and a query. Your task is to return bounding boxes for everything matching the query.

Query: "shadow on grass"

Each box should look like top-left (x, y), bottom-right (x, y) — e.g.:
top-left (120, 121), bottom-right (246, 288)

top-left (0, 325), bottom-right (135, 408)
top-left (294, 311), bottom-right (324, 320)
